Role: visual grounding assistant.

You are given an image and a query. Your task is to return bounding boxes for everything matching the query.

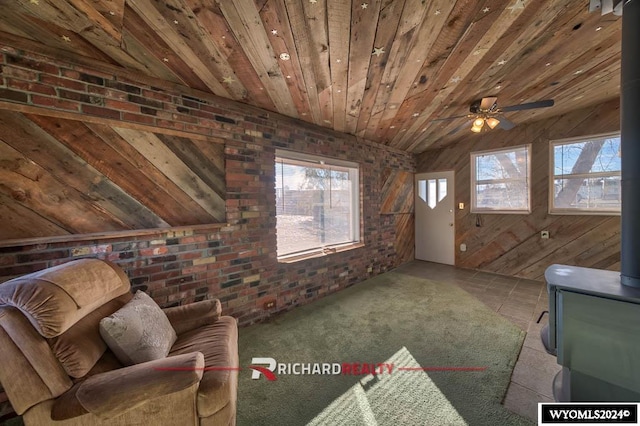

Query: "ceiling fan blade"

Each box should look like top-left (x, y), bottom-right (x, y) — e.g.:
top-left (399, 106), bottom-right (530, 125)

top-left (500, 99), bottom-right (555, 112)
top-left (447, 119), bottom-right (475, 136)
top-left (480, 97), bottom-right (498, 111)
top-left (495, 115), bottom-right (516, 130)
top-left (431, 114), bottom-right (470, 123)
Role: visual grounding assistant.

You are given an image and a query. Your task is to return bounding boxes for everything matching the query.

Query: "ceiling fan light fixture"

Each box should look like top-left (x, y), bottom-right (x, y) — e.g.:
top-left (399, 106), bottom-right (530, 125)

top-left (486, 117), bottom-right (500, 129)
top-left (471, 117), bottom-right (484, 133)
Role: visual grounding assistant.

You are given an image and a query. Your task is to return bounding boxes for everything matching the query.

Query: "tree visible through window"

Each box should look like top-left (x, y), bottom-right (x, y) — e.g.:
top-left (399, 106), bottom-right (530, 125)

top-left (275, 152), bottom-right (360, 258)
top-left (550, 133), bottom-right (621, 214)
top-left (471, 145), bottom-right (531, 213)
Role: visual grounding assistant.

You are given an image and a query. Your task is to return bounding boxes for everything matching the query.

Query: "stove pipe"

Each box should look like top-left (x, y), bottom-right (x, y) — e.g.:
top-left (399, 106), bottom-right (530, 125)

top-left (621, 0), bottom-right (640, 287)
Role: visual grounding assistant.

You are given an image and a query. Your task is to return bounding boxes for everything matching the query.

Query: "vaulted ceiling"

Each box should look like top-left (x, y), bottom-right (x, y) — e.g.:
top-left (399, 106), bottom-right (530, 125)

top-left (0, 0), bottom-right (622, 153)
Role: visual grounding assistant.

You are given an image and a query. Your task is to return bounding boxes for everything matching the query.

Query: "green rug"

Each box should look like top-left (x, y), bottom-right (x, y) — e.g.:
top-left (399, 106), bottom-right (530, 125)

top-left (237, 268), bottom-right (533, 426)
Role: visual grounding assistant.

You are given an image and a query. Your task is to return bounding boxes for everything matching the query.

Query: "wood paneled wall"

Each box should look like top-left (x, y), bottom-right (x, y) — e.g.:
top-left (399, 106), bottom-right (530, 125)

top-left (380, 169), bottom-right (414, 264)
top-left (0, 112), bottom-right (225, 240)
top-left (417, 99), bottom-right (621, 281)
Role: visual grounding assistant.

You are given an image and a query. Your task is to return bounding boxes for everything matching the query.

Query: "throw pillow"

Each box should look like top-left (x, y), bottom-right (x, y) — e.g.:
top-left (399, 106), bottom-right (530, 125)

top-left (99, 291), bottom-right (177, 366)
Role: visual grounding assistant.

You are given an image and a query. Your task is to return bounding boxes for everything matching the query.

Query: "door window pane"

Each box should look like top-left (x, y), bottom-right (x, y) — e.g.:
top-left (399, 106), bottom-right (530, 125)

top-left (438, 178), bottom-right (447, 202)
top-left (428, 179), bottom-right (437, 209)
top-left (418, 180), bottom-right (427, 203)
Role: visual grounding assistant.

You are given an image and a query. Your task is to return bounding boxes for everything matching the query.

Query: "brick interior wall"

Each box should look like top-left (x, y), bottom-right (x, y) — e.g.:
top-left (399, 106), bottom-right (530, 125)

top-left (0, 45), bottom-right (415, 325)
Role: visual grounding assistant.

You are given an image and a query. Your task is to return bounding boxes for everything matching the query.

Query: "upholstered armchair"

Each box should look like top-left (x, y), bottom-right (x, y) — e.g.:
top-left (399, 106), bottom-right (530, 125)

top-left (0, 258), bottom-right (238, 425)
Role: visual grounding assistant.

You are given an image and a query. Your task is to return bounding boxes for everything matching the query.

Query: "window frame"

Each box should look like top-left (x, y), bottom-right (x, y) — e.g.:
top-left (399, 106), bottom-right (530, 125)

top-left (274, 150), bottom-right (361, 262)
top-left (548, 132), bottom-right (621, 216)
top-left (470, 144), bottom-right (532, 215)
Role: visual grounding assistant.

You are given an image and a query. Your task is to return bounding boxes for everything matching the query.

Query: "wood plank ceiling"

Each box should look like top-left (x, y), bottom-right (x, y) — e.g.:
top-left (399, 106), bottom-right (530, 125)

top-left (0, 0), bottom-right (622, 153)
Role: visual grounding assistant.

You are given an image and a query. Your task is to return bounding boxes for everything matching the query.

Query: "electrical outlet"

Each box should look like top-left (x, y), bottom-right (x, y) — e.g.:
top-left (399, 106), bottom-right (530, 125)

top-left (458, 202), bottom-right (465, 210)
top-left (367, 266), bottom-right (373, 273)
top-left (460, 243), bottom-right (467, 252)
top-left (541, 230), bottom-right (550, 239)
top-left (264, 300), bottom-right (276, 309)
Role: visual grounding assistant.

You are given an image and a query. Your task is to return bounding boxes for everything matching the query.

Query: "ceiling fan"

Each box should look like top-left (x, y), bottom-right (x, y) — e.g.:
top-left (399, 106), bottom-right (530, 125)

top-left (432, 97), bottom-right (555, 134)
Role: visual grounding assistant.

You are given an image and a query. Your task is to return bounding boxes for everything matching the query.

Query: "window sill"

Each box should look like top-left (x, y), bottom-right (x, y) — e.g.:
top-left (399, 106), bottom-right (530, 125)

top-left (549, 209), bottom-right (620, 216)
top-left (470, 210), bottom-right (531, 215)
top-left (277, 242), bottom-right (365, 264)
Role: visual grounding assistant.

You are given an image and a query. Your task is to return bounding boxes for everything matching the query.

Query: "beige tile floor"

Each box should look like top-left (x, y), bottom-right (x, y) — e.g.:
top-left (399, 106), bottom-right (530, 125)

top-left (399, 260), bottom-right (560, 422)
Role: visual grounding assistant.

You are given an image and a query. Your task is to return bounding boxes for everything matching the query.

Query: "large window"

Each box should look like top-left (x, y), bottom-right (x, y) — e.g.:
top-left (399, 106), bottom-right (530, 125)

top-left (275, 151), bottom-right (360, 259)
top-left (471, 145), bottom-right (531, 214)
top-left (550, 133), bottom-right (621, 215)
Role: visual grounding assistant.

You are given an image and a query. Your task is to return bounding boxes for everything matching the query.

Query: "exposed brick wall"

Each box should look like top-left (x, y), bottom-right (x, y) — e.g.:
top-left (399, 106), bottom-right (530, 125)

top-left (0, 46), bottom-right (415, 325)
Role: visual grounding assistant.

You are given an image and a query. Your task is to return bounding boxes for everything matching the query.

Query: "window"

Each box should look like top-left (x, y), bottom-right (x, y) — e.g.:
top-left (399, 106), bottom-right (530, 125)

top-left (417, 177), bottom-right (447, 209)
top-left (275, 151), bottom-right (360, 259)
top-left (471, 145), bottom-right (531, 213)
top-left (550, 133), bottom-right (621, 215)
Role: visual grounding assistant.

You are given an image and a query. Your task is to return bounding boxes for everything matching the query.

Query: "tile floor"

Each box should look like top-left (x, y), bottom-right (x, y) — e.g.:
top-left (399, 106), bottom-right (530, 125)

top-left (399, 260), bottom-right (561, 422)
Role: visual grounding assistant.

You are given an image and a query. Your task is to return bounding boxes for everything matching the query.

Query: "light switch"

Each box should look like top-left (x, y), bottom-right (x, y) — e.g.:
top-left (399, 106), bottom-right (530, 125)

top-left (458, 202), bottom-right (465, 210)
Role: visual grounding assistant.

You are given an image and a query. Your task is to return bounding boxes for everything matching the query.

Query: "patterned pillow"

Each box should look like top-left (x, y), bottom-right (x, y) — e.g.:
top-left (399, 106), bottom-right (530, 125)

top-left (99, 291), bottom-right (177, 366)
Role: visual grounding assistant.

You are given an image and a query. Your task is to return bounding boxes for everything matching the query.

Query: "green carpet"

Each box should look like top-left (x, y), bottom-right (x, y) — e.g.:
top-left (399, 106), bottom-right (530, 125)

top-left (237, 267), bottom-right (533, 426)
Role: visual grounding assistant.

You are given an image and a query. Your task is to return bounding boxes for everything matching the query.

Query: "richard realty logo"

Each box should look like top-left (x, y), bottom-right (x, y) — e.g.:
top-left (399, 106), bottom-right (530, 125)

top-left (249, 357), bottom-right (481, 381)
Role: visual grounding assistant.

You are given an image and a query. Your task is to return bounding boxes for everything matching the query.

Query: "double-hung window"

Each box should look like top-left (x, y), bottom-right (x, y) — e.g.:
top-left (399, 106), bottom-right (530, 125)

top-left (550, 133), bottom-right (621, 215)
top-left (471, 145), bottom-right (531, 214)
top-left (275, 151), bottom-right (360, 259)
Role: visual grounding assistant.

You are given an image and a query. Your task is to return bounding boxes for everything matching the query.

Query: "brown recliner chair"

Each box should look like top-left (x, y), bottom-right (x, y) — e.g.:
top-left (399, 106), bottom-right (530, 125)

top-left (0, 258), bottom-right (238, 425)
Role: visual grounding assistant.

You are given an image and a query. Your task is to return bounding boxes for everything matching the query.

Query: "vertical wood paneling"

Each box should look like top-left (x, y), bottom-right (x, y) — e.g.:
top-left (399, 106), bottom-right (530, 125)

top-left (326, 0), bottom-right (351, 132)
top-left (218, 0), bottom-right (297, 115)
top-left (345, 0), bottom-right (382, 134)
top-left (416, 99), bottom-right (621, 280)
